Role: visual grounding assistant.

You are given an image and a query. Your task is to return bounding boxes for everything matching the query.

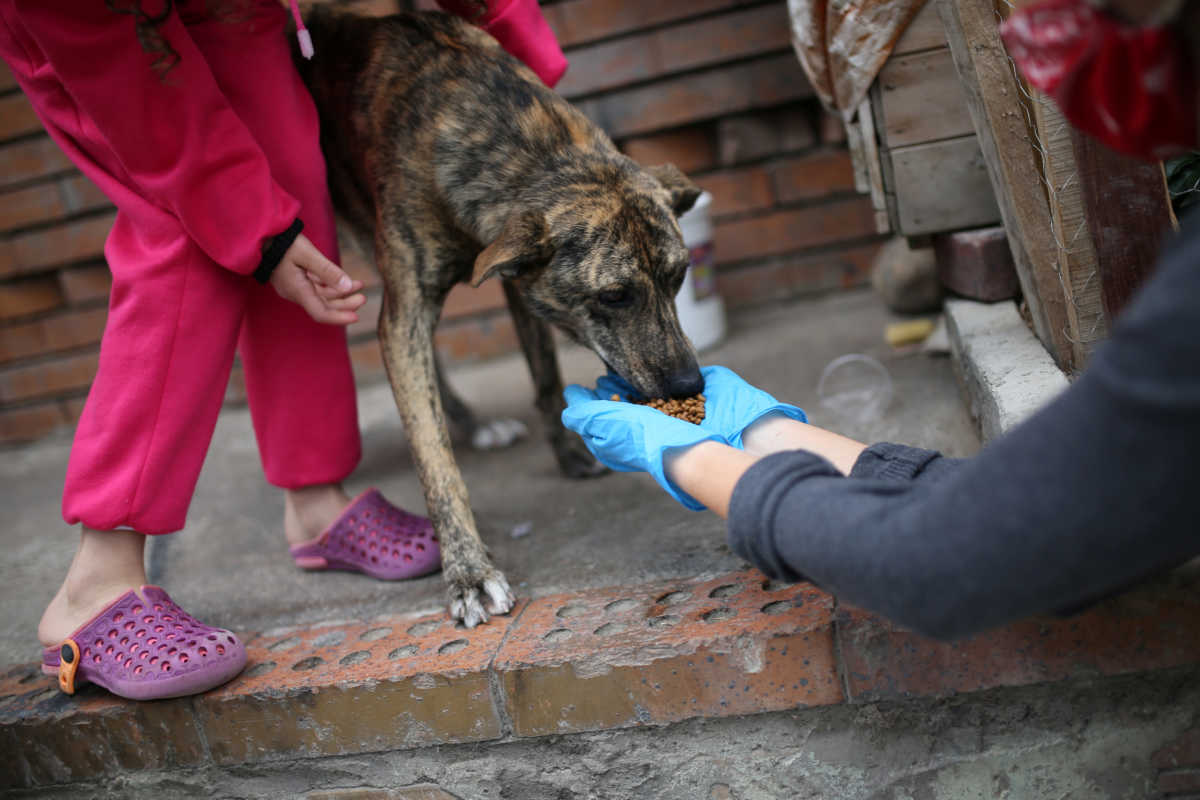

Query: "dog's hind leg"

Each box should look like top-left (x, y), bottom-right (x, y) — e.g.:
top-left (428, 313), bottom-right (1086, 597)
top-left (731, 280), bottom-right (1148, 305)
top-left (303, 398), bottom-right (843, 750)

top-left (434, 351), bottom-right (529, 450)
top-left (377, 244), bottom-right (514, 627)
top-left (501, 280), bottom-right (607, 479)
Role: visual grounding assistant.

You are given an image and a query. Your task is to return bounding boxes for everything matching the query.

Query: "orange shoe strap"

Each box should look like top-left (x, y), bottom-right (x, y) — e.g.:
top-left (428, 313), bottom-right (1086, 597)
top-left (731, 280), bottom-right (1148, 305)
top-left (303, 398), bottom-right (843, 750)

top-left (58, 640), bottom-right (79, 695)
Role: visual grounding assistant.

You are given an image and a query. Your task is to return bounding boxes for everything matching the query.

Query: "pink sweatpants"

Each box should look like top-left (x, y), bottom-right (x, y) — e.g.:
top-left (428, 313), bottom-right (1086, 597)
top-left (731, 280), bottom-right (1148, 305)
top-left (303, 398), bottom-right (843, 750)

top-left (0, 2), bottom-right (361, 534)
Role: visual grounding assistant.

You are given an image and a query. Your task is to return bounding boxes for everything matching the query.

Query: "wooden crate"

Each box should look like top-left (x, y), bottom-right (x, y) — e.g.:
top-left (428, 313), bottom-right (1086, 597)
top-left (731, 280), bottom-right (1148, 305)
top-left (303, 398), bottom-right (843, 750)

top-left (848, 1), bottom-right (1001, 237)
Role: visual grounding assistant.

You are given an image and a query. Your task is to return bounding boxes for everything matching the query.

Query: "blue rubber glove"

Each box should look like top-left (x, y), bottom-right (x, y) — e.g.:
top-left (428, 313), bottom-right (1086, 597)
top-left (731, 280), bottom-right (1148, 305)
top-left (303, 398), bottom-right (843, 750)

top-left (596, 365), bottom-right (807, 450)
top-left (562, 383), bottom-right (724, 510)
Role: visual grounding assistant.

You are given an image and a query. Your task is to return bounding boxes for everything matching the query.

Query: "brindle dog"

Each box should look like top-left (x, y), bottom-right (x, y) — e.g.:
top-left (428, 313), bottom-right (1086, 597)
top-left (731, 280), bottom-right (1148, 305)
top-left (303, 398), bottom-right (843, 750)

top-left (297, 8), bottom-right (704, 627)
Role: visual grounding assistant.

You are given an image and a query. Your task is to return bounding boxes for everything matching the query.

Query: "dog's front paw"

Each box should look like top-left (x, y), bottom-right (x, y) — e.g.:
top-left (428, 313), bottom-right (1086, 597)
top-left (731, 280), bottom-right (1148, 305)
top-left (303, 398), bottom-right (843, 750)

top-left (470, 418), bottom-right (529, 450)
top-left (447, 569), bottom-right (515, 628)
top-left (556, 435), bottom-right (609, 479)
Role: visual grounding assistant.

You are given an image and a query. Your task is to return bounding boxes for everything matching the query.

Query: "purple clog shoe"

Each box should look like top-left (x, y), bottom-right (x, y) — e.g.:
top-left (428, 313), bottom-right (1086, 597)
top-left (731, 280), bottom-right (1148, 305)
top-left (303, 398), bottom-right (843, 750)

top-left (41, 585), bottom-right (246, 701)
top-left (289, 488), bottom-right (441, 580)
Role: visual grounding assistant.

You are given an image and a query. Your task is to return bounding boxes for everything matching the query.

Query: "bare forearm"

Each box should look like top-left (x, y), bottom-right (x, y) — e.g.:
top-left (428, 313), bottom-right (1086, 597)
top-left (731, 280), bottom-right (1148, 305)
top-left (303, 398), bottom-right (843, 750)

top-left (664, 418), bottom-right (867, 517)
top-left (664, 441), bottom-right (757, 518)
top-left (741, 413), bottom-right (867, 474)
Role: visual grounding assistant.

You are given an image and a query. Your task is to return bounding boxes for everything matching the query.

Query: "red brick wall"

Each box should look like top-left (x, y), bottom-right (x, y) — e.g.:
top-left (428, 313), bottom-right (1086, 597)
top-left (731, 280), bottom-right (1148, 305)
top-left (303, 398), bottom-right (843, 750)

top-left (0, 0), bottom-right (879, 445)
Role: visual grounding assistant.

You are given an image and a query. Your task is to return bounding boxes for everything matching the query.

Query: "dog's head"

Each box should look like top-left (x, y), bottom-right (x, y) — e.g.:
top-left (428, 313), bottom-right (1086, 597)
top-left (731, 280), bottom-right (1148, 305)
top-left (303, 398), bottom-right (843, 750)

top-left (472, 160), bottom-right (704, 400)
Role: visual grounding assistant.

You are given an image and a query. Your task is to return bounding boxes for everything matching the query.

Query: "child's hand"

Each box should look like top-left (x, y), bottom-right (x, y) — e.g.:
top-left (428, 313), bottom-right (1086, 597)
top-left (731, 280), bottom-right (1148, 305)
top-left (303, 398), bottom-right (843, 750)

top-left (269, 234), bottom-right (366, 325)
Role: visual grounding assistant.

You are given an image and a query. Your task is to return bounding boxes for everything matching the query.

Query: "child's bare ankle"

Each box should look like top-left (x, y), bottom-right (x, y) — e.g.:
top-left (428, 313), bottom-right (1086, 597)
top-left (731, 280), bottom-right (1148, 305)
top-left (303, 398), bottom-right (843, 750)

top-left (39, 579), bottom-right (141, 648)
top-left (284, 483), bottom-right (351, 546)
top-left (39, 527), bottom-right (148, 648)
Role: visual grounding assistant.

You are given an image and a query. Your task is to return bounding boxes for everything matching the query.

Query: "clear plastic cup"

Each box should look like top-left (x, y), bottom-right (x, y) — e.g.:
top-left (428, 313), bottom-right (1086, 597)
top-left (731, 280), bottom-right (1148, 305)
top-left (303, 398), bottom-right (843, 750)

top-left (817, 354), bottom-right (894, 423)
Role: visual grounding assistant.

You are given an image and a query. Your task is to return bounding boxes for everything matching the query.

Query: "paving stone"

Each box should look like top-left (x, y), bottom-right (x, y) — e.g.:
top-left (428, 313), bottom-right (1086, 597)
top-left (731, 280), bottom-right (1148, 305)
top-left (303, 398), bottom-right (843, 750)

top-left (0, 276), bottom-right (63, 320)
top-left (621, 128), bottom-right (717, 174)
top-left (493, 571), bottom-right (842, 737)
top-left (1158, 769), bottom-right (1200, 794)
top-left (574, 55), bottom-right (811, 140)
top-left (716, 244), bottom-right (879, 309)
top-left (0, 183), bottom-right (67, 234)
top-left (0, 137), bottom-right (72, 190)
top-left (307, 787), bottom-right (459, 800)
top-left (6, 568), bottom-right (1197, 791)
top-left (56, 263), bottom-right (112, 305)
top-left (1154, 727), bottom-right (1200, 768)
top-left (0, 349), bottom-right (98, 403)
top-left (193, 609), bottom-right (517, 766)
top-left (944, 297), bottom-right (1070, 441)
top-left (697, 166), bottom-right (773, 219)
top-left (545, 0), bottom-right (742, 50)
top-left (934, 226), bottom-right (1020, 302)
top-left (770, 149), bottom-right (856, 204)
top-left (0, 663), bottom-right (206, 789)
top-left (0, 402), bottom-right (67, 446)
top-left (395, 786), bottom-right (462, 800)
top-left (4, 212), bottom-right (115, 278)
top-left (714, 197), bottom-right (877, 265)
top-left (308, 791), bottom-right (397, 800)
top-left (554, 4), bottom-right (789, 100)
top-left (838, 573), bottom-right (1200, 702)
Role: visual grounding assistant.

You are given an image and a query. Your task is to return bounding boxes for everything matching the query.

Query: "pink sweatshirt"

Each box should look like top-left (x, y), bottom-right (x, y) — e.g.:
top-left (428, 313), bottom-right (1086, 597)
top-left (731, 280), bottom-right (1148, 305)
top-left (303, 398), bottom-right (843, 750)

top-left (436, 0), bottom-right (569, 88)
top-left (0, 0), bottom-right (567, 277)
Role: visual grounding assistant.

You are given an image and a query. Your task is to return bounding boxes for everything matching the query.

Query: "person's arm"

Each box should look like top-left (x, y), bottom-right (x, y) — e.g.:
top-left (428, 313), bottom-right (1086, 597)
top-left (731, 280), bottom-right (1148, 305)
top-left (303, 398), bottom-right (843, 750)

top-left (13, 0), bottom-right (301, 277)
top-left (663, 416), bottom-right (868, 517)
top-left (739, 411), bottom-right (867, 471)
top-left (718, 213), bottom-right (1200, 640)
top-left (666, 409), bottom-right (965, 517)
top-left (664, 441), bottom-right (758, 519)
top-left (435, 0), bottom-right (568, 87)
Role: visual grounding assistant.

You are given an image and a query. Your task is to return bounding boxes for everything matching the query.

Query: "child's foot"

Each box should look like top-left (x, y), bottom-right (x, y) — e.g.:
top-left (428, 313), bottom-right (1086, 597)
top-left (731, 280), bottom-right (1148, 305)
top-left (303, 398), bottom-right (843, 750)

top-left (287, 487), bottom-right (441, 580)
top-left (284, 483), bottom-right (353, 547)
top-left (40, 527), bottom-right (246, 700)
top-left (38, 527), bottom-right (147, 649)
top-left (41, 584), bottom-right (246, 700)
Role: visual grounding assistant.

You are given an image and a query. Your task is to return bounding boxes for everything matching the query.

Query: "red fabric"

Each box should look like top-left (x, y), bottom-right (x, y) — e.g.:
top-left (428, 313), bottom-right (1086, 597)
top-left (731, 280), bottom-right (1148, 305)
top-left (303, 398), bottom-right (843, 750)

top-left (436, 0), bottom-right (568, 87)
top-left (1001, 0), bottom-right (1197, 161)
top-left (0, 0), bottom-right (360, 533)
top-left (2, 0), bottom-right (301, 275)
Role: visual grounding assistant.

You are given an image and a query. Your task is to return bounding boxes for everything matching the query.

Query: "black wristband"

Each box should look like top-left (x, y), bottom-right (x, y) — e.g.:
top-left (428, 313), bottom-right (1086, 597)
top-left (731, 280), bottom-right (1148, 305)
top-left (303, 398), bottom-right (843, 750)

top-left (253, 218), bottom-right (304, 284)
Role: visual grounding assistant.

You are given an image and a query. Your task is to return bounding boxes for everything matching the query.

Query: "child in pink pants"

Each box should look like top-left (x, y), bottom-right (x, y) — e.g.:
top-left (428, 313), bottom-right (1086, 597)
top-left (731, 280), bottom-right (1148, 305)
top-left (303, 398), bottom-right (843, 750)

top-left (0, 0), bottom-right (566, 701)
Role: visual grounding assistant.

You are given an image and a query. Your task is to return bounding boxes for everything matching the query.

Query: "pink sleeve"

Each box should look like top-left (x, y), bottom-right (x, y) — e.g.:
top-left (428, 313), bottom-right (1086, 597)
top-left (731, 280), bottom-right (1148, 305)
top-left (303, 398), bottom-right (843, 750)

top-left (437, 0), bottom-right (568, 87)
top-left (13, 0), bottom-right (301, 276)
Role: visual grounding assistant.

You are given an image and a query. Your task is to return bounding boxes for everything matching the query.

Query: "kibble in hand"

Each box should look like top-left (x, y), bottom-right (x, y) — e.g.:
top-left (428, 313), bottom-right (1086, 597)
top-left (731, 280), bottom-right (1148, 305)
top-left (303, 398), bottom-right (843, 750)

top-left (610, 392), bottom-right (706, 424)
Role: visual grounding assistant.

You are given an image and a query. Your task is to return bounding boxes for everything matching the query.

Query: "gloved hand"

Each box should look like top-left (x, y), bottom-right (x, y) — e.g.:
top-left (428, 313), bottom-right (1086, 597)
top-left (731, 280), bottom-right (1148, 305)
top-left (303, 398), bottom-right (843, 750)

top-left (596, 365), bottom-right (807, 450)
top-left (562, 383), bottom-right (723, 510)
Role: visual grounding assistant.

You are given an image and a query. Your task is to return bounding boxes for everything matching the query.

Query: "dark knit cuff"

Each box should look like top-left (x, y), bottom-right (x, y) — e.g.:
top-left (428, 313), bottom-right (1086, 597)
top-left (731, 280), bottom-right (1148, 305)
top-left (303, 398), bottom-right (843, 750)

top-left (253, 218), bottom-right (304, 284)
top-left (849, 442), bottom-right (944, 481)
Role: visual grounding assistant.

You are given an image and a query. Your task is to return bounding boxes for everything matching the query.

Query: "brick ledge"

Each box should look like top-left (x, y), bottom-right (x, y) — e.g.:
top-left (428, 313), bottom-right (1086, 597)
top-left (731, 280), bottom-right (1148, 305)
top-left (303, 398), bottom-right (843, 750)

top-left (3, 568), bottom-right (1198, 790)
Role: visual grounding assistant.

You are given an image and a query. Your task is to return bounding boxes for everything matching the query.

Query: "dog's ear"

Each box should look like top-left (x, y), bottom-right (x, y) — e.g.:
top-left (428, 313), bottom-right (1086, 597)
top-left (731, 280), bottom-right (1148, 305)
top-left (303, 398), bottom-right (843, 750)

top-left (647, 163), bottom-right (702, 216)
top-left (472, 212), bottom-right (554, 287)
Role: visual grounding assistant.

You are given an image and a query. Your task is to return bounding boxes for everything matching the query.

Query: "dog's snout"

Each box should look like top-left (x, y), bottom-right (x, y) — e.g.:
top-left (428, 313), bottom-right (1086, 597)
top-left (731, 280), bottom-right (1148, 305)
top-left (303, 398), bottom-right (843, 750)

top-left (666, 369), bottom-right (704, 399)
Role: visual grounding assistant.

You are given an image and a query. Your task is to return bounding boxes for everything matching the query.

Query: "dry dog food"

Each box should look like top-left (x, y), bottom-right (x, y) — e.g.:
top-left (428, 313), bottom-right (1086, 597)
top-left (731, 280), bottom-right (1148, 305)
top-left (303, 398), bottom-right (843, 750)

top-left (611, 393), bottom-right (706, 424)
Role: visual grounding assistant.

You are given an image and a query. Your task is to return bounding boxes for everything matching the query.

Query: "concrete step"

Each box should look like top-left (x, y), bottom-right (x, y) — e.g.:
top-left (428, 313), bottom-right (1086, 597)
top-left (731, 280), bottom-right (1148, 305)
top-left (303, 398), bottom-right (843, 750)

top-left (4, 566), bottom-right (1200, 794)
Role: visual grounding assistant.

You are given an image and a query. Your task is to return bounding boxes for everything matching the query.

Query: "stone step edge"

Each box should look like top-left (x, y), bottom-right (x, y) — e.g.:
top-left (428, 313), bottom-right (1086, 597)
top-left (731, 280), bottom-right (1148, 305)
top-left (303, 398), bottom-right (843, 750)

top-left (3, 567), bottom-right (1198, 790)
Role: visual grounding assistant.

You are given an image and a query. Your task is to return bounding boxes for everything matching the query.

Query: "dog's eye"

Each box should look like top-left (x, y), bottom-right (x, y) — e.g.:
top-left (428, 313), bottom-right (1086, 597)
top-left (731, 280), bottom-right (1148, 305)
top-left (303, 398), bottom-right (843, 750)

top-left (597, 288), bottom-right (634, 308)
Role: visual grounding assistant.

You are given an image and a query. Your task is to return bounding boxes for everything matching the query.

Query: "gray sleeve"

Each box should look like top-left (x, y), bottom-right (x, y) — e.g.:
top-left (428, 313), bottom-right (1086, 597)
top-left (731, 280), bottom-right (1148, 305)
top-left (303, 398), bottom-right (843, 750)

top-left (848, 441), bottom-right (966, 483)
top-left (728, 210), bottom-right (1200, 641)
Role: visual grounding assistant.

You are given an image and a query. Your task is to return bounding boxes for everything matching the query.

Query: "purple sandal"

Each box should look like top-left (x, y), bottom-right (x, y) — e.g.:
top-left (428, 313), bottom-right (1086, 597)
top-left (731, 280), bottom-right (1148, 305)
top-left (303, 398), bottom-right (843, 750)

top-left (41, 585), bottom-right (246, 701)
top-left (289, 487), bottom-right (441, 580)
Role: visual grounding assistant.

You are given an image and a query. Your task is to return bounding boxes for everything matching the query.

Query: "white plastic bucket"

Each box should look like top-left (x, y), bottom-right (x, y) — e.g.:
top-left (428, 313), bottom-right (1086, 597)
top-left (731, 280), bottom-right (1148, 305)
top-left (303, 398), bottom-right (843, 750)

top-left (675, 191), bottom-right (726, 352)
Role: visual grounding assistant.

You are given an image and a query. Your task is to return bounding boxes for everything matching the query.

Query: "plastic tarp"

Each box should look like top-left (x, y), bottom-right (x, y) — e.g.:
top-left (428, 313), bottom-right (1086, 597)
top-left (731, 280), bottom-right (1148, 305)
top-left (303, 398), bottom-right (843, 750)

top-left (788, 0), bottom-right (929, 118)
